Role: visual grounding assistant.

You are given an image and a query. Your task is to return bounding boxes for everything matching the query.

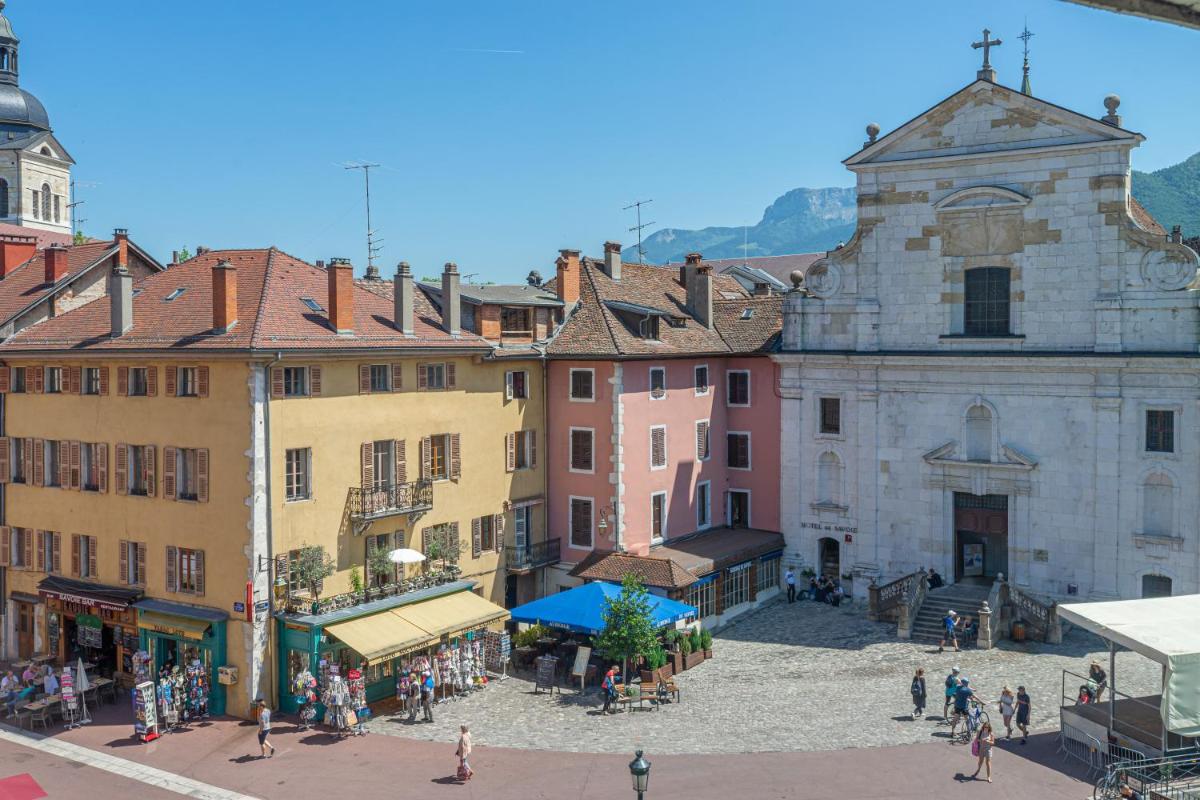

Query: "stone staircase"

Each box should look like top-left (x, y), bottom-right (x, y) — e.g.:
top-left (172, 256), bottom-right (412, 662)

top-left (910, 582), bottom-right (991, 643)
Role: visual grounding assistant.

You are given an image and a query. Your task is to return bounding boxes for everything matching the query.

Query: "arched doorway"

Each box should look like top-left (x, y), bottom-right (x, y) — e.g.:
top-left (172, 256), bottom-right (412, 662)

top-left (953, 492), bottom-right (1008, 581)
top-left (817, 537), bottom-right (840, 580)
top-left (1142, 574), bottom-right (1172, 598)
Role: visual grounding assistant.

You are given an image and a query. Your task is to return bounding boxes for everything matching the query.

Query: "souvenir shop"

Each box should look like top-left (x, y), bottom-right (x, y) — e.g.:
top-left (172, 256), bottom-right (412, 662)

top-left (37, 576), bottom-right (142, 684)
top-left (277, 582), bottom-right (510, 722)
top-left (133, 598), bottom-right (228, 717)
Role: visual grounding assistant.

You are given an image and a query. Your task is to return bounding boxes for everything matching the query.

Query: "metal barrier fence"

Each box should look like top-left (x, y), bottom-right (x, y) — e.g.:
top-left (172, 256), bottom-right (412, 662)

top-left (1059, 712), bottom-right (1106, 778)
top-left (1098, 750), bottom-right (1200, 799)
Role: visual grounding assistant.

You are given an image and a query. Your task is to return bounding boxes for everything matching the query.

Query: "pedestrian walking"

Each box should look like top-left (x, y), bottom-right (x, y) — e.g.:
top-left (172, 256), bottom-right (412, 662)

top-left (256, 698), bottom-right (275, 758)
top-left (970, 721), bottom-right (995, 782)
top-left (942, 666), bottom-right (961, 720)
top-left (998, 686), bottom-right (1015, 739)
top-left (949, 677), bottom-right (976, 738)
top-left (910, 668), bottom-right (927, 718)
top-left (938, 609), bottom-right (960, 653)
top-left (421, 671), bottom-right (435, 722)
top-left (601, 665), bottom-right (620, 715)
top-left (456, 724), bottom-right (474, 781)
top-left (785, 568), bottom-right (797, 603)
top-left (1014, 685), bottom-right (1031, 744)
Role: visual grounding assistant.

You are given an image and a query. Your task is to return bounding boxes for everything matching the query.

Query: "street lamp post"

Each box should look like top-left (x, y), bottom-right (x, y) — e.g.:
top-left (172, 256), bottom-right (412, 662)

top-left (629, 750), bottom-right (651, 800)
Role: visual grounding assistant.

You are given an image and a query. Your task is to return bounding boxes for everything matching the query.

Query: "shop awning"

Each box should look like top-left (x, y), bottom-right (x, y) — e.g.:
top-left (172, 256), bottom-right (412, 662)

top-left (139, 610), bottom-right (210, 640)
top-left (395, 590), bottom-right (510, 639)
top-left (326, 611), bottom-right (432, 664)
top-left (509, 581), bottom-right (697, 635)
top-left (38, 575), bottom-right (141, 612)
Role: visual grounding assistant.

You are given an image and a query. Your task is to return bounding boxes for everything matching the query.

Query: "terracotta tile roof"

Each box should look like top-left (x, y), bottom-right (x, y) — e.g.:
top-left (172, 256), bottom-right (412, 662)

top-left (0, 248), bottom-right (494, 354)
top-left (652, 527), bottom-right (785, 577)
top-left (1129, 197), bottom-right (1167, 235)
top-left (546, 257), bottom-right (782, 357)
top-left (569, 550), bottom-right (698, 590)
top-left (703, 253), bottom-right (824, 287)
top-left (0, 222), bottom-right (73, 249)
top-left (0, 239), bottom-right (120, 326)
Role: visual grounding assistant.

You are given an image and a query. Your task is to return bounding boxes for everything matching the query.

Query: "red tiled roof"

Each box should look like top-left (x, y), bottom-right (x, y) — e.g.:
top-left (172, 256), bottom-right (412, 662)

top-left (1129, 197), bottom-right (1167, 235)
top-left (702, 253), bottom-right (825, 286)
top-left (0, 248), bottom-right (494, 354)
top-left (0, 239), bottom-right (119, 326)
top-left (0, 222), bottom-right (73, 249)
top-left (569, 550), bottom-right (697, 590)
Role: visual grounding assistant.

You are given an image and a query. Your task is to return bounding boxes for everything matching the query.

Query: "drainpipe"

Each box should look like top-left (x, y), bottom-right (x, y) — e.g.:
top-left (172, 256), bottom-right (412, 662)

top-left (540, 355), bottom-right (550, 596)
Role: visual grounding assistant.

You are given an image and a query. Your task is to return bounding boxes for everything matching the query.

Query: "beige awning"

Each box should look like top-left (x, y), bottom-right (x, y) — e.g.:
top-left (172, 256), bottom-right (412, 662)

top-left (139, 610), bottom-right (211, 641)
top-left (326, 611), bottom-right (432, 664)
top-left (395, 590), bottom-right (509, 640)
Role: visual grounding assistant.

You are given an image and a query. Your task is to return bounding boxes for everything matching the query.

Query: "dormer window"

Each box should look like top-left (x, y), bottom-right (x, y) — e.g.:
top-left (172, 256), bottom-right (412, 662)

top-left (639, 316), bottom-right (660, 340)
top-left (500, 307), bottom-right (531, 335)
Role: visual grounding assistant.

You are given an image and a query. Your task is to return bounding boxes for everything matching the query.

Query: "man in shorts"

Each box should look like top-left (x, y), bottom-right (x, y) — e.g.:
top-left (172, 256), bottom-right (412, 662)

top-left (256, 698), bottom-right (275, 758)
top-left (949, 677), bottom-right (976, 737)
top-left (942, 666), bottom-right (961, 720)
top-left (938, 609), bottom-right (960, 653)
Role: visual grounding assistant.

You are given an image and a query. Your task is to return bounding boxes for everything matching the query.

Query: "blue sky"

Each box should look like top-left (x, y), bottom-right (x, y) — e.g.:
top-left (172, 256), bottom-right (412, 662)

top-left (17, 1), bottom-right (1198, 282)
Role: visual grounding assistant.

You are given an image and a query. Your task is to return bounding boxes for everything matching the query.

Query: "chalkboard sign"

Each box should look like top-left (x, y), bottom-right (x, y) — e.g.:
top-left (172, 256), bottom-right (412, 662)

top-left (571, 646), bottom-right (591, 678)
top-left (534, 655), bottom-right (558, 694)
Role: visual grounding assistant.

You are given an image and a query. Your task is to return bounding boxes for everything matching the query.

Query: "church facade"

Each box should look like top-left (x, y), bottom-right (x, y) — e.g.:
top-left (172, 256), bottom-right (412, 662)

top-left (774, 76), bottom-right (1200, 602)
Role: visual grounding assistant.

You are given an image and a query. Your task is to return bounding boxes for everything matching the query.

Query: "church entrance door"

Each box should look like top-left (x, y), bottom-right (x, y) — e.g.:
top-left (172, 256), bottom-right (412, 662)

top-left (953, 493), bottom-right (1008, 582)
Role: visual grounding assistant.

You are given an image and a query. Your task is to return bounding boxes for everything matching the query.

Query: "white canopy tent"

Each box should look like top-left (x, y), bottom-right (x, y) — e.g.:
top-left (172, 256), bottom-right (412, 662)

top-left (1059, 594), bottom-right (1200, 738)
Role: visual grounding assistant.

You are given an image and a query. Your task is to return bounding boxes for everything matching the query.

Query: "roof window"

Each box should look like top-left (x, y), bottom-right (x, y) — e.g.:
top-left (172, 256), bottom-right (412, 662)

top-left (301, 297), bottom-right (325, 312)
top-left (164, 287), bottom-right (187, 302)
top-left (741, 308), bottom-right (754, 320)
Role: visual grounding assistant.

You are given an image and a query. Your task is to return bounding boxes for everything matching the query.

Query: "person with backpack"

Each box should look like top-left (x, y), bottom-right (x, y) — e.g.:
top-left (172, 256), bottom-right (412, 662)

top-left (938, 609), bottom-right (960, 653)
top-left (910, 668), bottom-right (927, 718)
top-left (601, 665), bottom-right (620, 715)
top-left (942, 666), bottom-right (961, 720)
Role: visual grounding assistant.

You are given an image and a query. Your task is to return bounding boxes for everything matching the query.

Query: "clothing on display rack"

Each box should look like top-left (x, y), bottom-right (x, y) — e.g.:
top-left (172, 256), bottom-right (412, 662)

top-left (346, 669), bottom-right (369, 736)
top-left (185, 661), bottom-right (209, 719)
top-left (321, 671), bottom-right (354, 737)
top-left (292, 669), bottom-right (318, 729)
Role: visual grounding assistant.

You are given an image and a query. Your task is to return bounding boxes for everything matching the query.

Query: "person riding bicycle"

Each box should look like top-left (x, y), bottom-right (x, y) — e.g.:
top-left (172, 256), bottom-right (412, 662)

top-left (950, 677), bottom-right (977, 737)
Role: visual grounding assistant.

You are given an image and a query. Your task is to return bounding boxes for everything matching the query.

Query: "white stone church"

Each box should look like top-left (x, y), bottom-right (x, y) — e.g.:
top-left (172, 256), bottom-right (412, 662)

top-left (774, 61), bottom-right (1200, 601)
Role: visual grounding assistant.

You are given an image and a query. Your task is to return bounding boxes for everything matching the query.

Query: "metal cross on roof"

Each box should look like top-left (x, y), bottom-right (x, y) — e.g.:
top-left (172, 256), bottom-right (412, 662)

top-left (972, 28), bottom-right (1002, 82)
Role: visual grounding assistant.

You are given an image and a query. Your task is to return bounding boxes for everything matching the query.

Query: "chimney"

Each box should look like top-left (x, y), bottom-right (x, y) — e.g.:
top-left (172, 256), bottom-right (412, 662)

top-left (0, 234), bottom-right (37, 279)
top-left (394, 261), bottom-right (414, 335)
top-left (171, 250), bottom-right (180, 266)
top-left (690, 263), bottom-right (713, 329)
top-left (108, 263), bottom-right (133, 337)
top-left (44, 245), bottom-right (68, 284)
top-left (555, 249), bottom-right (581, 306)
top-left (681, 251), bottom-right (702, 301)
top-left (327, 257), bottom-right (354, 334)
top-left (603, 241), bottom-right (622, 281)
top-left (113, 228), bottom-right (129, 267)
top-left (441, 262), bottom-right (461, 335)
top-left (212, 259), bottom-right (238, 332)
top-left (315, 259), bottom-right (325, 270)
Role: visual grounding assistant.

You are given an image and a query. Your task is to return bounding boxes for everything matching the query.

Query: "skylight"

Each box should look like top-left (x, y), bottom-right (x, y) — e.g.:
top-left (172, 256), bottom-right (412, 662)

top-left (164, 287), bottom-right (187, 302)
top-left (301, 297), bottom-right (325, 312)
top-left (741, 308), bottom-right (754, 320)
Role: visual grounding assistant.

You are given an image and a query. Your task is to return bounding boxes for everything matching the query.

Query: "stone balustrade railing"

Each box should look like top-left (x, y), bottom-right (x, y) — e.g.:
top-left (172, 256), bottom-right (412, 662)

top-left (1008, 584), bottom-right (1062, 644)
top-left (868, 569), bottom-right (926, 625)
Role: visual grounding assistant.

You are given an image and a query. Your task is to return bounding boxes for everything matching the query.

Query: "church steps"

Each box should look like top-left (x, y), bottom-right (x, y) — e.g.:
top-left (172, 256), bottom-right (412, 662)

top-left (909, 583), bottom-right (991, 642)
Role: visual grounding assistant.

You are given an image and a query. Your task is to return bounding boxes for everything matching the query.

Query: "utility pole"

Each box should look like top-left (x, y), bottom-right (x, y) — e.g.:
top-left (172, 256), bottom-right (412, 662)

top-left (345, 162), bottom-right (383, 278)
top-left (623, 199), bottom-right (654, 265)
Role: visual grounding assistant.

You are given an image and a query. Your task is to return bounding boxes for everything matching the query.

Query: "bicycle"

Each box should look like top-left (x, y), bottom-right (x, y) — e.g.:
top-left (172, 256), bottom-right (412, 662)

top-left (953, 700), bottom-right (990, 744)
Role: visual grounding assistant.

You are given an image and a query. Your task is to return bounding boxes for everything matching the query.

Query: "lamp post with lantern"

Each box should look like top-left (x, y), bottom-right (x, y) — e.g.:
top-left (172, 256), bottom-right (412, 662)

top-left (629, 750), bottom-right (651, 800)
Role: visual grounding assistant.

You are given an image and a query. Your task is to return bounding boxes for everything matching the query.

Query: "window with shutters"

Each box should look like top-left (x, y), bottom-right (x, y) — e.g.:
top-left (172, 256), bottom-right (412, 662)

top-left (695, 420), bottom-right (710, 461)
top-left (176, 367), bottom-right (198, 397)
top-left (177, 448), bottom-right (199, 501)
top-left (697, 481), bottom-right (711, 529)
top-left (694, 365), bottom-right (709, 396)
top-left (727, 370), bottom-right (750, 406)
top-left (128, 445), bottom-right (150, 495)
top-left (649, 425), bottom-right (667, 470)
top-left (128, 367), bottom-right (148, 396)
top-left (124, 540), bottom-right (145, 585)
top-left (420, 363), bottom-right (446, 390)
top-left (819, 397), bottom-right (841, 436)
top-left (478, 515), bottom-right (495, 551)
top-left (727, 432), bottom-right (751, 470)
top-left (372, 440), bottom-right (395, 488)
top-left (649, 367), bottom-right (666, 400)
top-left (513, 430), bottom-right (534, 471)
top-left (286, 549), bottom-right (304, 594)
top-left (506, 370), bottom-right (528, 400)
top-left (1146, 409), bottom-right (1175, 454)
top-left (44, 440), bottom-right (61, 487)
top-left (177, 548), bottom-right (202, 593)
top-left (367, 533), bottom-right (396, 588)
top-left (569, 368), bottom-right (594, 401)
top-left (569, 428), bottom-right (594, 473)
top-left (10, 527), bottom-right (31, 567)
top-left (569, 497), bottom-right (593, 549)
top-left (39, 531), bottom-right (54, 574)
top-left (429, 434), bottom-right (449, 481)
top-left (285, 448), bottom-right (311, 501)
top-left (78, 535), bottom-right (97, 579)
top-left (728, 489), bottom-right (751, 527)
top-left (963, 267), bottom-right (1011, 337)
top-left (45, 366), bottom-right (63, 394)
top-left (11, 366), bottom-right (26, 393)
top-left (81, 443), bottom-right (100, 491)
top-left (11, 437), bottom-right (24, 483)
top-left (82, 368), bottom-right (101, 395)
top-left (283, 367), bottom-right (309, 397)
top-left (501, 306), bottom-right (531, 335)
top-left (651, 491), bottom-right (667, 543)
top-left (369, 364), bottom-right (392, 392)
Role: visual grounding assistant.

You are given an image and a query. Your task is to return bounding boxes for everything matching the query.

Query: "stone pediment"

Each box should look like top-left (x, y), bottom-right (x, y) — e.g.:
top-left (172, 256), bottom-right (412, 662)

top-left (845, 80), bottom-right (1141, 168)
top-left (922, 440), bottom-right (1038, 471)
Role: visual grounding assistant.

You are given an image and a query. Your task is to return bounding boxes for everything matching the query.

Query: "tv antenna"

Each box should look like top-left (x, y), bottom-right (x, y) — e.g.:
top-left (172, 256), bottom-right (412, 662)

top-left (623, 199), bottom-right (654, 264)
top-left (67, 179), bottom-right (99, 238)
top-left (344, 162), bottom-right (383, 278)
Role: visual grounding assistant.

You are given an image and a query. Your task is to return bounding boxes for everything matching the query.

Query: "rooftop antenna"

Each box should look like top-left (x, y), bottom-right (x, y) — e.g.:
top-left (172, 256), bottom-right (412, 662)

top-left (743, 224), bottom-right (749, 265)
top-left (344, 162), bottom-right (383, 279)
top-left (1019, 23), bottom-right (1034, 96)
top-left (67, 179), bottom-right (99, 238)
top-left (623, 199), bottom-right (654, 264)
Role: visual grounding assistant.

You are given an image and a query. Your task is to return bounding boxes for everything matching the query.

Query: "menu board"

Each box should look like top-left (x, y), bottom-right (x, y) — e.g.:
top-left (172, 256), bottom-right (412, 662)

top-left (534, 655), bottom-right (558, 693)
top-left (571, 646), bottom-right (591, 679)
top-left (134, 681), bottom-right (159, 741)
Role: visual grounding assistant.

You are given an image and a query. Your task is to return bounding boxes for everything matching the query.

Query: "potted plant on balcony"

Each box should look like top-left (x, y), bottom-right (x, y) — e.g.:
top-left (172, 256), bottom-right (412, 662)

top-left (367, 547), bottom-right (394, 600)
top-left (292, 544), bottom-right (334, 615)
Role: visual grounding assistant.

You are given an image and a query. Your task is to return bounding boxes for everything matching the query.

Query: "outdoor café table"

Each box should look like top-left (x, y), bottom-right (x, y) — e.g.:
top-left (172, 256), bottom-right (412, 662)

top-left (91, 677), bottom-right (116, 704)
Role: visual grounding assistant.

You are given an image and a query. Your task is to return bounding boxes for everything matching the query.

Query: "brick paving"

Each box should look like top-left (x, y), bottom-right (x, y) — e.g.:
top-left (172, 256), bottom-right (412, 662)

top-left (373, 596), bottom-right (1162, 754)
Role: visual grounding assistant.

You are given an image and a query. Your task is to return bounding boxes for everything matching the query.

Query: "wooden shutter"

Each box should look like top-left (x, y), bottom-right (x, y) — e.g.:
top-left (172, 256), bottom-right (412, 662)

top-left (136, 543), bottom-right (146, 586)
top-left (394, 439), bottom-right (406, 485)
top-left (115, 443), bottom-right (127, 495)
top-left (57, 441), bottom-right (69, 488)
top-left (0, 526), bottom-right (8, 566)
top-left (310, 366), bottom-right (322, 396)
top-left (71, 533), bottom-right (80, 577)
top-left (35, 530), bottom-right (46, 571)
top-left (144, 446), bottom-right (156, 496)
top-left (117, 366), bottom-right (128, 395)
top-left (119, 539), bottom-right (129, 584)
top-left (146, 366), bottom-right (158, 396)
top-left (505, 432), bottom-right (515, 472)
top-left (197, 366), bottom-right (209, 398)
top-left (697, 421), bottom-right (709, 460)
top-left (165, 545), bottom-right (177, 592)
top-left (504, 372), bottom-right (514, 401)
top-left (97, 443), bottom-right (108, 494)
top-left (99, 366), bottom-right (109, 395)
top-left (360, 441), bottom-right (375, 488)
top-left (163, 446), bottom-right (177, 499)
top-left (197, 449), bottom-right (209, 502)
top-left (417, 364), bottom-right (428, 390)
top-left (32, 438), bottom-right (44, 486)
top-left (494, 514), bottom-right (504, 552)
top-left (69, 440), bottom-right (81, 490)
top-left (0, 437), bottom-right (8, 484)
top-left (651, 427), bottom-right (665, 467)
top-left (0, 366), bottom-right (8, 393)
top-left (450, 433), bottom-right (461, 480)
top-left (391, 363), bottom-right (403, 392)
top-left (20, 529), bottom-right (31, 570)
top-left (446, 362), bottom-right (457, 389)
top-left (165, 366), bottom-right (177, 397)
top-left (87, 537), bottom-right (97, 580)
top-left (22, 438), bottom-right (32, 485)
top-left (70, 366), bottom-right (82, 394)
top-left (420, 436), bottom-right (431, 480)
top-left (529, 430), bottom-right (537, 468)
top-left (52, 532), bottom-right (61, 573)
top-left (471, 518), bottom-right (481, 558)
top-left (270, 367), bottom-right (285, 398)
top-left (32, 366), bottom-right (43, 393)
top-left (194, 550), bottom-right (205, 596)
top-left (358, 365), bottom-right (371, 394)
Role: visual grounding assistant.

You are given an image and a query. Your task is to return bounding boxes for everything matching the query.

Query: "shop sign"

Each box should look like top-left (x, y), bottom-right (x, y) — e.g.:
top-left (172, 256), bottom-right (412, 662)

top-left (143, 621), bottom-right (195, 639)
top-left (254, 600), bottom-right (270, 613)
top-left (39, 589), bottom-right (129, 613)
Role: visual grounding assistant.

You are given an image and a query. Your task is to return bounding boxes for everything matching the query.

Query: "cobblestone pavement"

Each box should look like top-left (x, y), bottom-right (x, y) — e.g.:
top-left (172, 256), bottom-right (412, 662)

top-left (373, 597), bottom-right (1162, 754)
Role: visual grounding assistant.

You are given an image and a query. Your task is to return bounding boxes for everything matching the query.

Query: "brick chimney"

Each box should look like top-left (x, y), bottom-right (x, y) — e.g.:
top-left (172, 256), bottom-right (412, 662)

top-left (327, 257), bottom-right (354, 334)
top-left (44, 245), bottom-right (68, 284)
top-left (555, 249), bottom-right (581, 306)
top-left (441, 262), bottom-right (461, 335)
top-left (108, 263), bottom-right (133, 337)
top-left (603, 241), bottom-right (622, 281)
top-left (212, 259), bottom-right (238, 332)
top-left (690, 263), bottom-right (713, 329)
top-left (113, 228), bottom-right (129, 268)
top-left (394, 261), bottom-right (414, 336)
top-left (681, 252), bottom-right (702, 304)
top-left (0, 234), bottom-right (37, 279)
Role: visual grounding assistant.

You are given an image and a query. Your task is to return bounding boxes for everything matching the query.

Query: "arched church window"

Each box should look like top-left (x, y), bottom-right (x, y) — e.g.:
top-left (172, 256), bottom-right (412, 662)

top-left (965, 405), bottom-right (993, 462)
top-left (1142, 473), bottom-right (1173, 537)
top-left (40, 183), bottom-right (50, 221)
top-left (816, 452), bottom-right (842, 506)
top-left (53, 195), bottom-right (60, 223)
top-left (0, 178), bottom-right (8, 218)
top-left (964, 267), bottom-right (1011, 336)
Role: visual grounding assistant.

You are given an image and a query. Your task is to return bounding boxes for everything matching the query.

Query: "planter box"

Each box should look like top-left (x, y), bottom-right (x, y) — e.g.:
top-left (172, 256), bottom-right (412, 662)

top-left (703, 649), bottom-right (713, 659)
top-left (684, 651), bottom-right (704, 670)
top-left (670, 651), bottom-right (683, 675)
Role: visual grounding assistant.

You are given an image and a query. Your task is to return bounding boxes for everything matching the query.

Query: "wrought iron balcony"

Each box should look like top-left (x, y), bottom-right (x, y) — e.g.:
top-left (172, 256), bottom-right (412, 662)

top-left (505, 539), bottom-right (561, 572)
top-left (348, 480), bottom-right (434, 520)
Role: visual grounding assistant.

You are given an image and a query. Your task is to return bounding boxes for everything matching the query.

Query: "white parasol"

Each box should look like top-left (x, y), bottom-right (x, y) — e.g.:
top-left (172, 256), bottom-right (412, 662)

top-left (388, 548), bottom-right (426, 565)
top-left (75, 657), bottom-right (92, 724)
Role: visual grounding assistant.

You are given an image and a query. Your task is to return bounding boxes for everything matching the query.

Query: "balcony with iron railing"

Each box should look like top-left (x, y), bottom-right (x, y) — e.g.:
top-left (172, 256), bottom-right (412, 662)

top-left (505, 538), bottom-right (561, 572)
top-left (348, 479), bottom-right (434, 520)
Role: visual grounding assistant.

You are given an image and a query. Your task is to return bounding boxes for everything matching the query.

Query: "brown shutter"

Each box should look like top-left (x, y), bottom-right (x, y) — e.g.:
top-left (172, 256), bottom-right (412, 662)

top-left (144, 445), bottom-right (156, 496)
top-left (394, 439), bottom-right (406, 485)
top-left (165, 366), bottom-right (177, 397)
top-left (32, 366), bottom-right (43, 393)
top-left (70, 366), bottom-right (82, 394)
top-left (197, 449), bottom-right (209, 502)
top-left (197, 366), bottom-right (209, 397)
top-left (97, 443), bottom-right (109, 494)
top-left (446, 362), bottom-right (457, 389)
top-left (117, 366), bottom-right (128, 395)
top-left (136, 543), bottom-right (146, 585)
top-left (35, 530), bottom-right (46, 571)
top-left (471, 518), bottom-right (481, 558)
top-left (420, 436), bottom-right (431, 480)
top-left (71, 533), bottom-right (80, 577)
top-left (52, 532), bottom-right (61, 573)
top-left (360, 442), bottom-right (374, 488)
top-left (22, 438), bottom-right (32, 484)
top-left (697, 421), bottom-right (709, 460)
top-left (0, 366), bottom-right (8, 393)
top-left (99, 366), bottom-right (109, 396)
top-left (450, 433), bottom-right (461, 480)
top-left (505, 432), bottom-right (515, 472)
top-left (0, 437), bottom-right (8, 484)
top-left (146, 366), bottom-right (158, 396)
top-left (32, 437), bottom-right (44, 486)
top-left (163, 446), bottom-right (177, 499)
top-left (391, 363), bottom-right (403, 392)
top-left (0, 525), bottom-right (8, 566)
top-left (358, 365), bottom-right (371, 394)
top-left (417, 364), bottom-right (428, 390)
top-left (58, 441), bottom-right (69, 488)
top-left (166, 545), bottom-right (177, 592)
top-left (119, 539), bottom-right (129, 584)
top-left (69, 440), bottom-right (81, 490)
top-left (87, 536), bottom-right (97, 580)
top-left (495, 514), bottom-right (504, 552)
top-left (194, 550), bottom-right (205, 596)
top-left (115, 443), bottom-right (127, 495)
top-left (310, 366), bottom-right (322, 396)
top-left (530, 430), bottom-right (537, 469)
top-left (271, 367), bottom-right (285, 398)
top-left (652, 427), bottom-right (665, 467)
top-left (22, 529), bottom-right (31, 570)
